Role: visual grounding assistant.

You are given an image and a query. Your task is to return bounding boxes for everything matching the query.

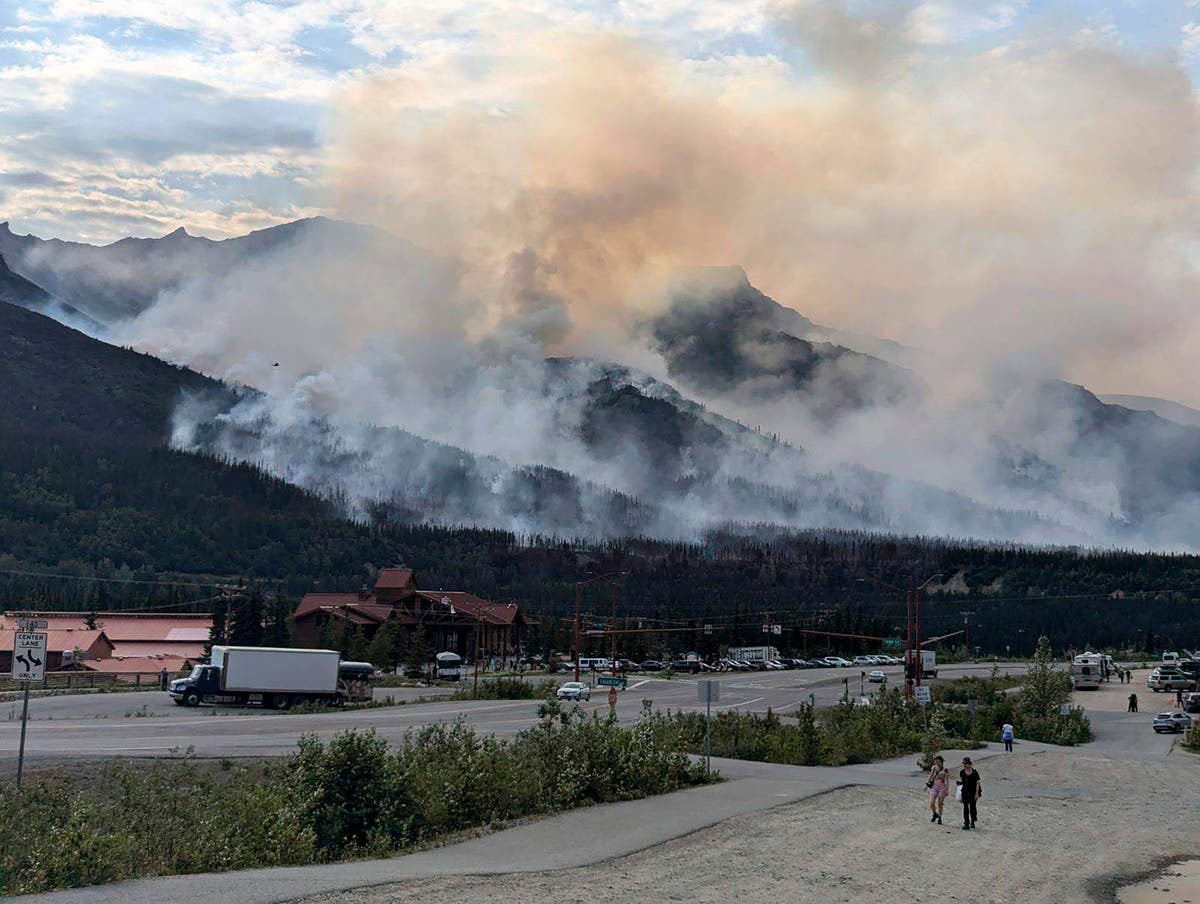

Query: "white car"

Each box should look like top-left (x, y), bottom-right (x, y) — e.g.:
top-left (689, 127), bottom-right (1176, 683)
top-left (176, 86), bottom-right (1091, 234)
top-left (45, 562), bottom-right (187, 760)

top-left (825, 657), bottom-right (852, 668)
top-left (1152, 711), bottom-right (1192, 733)
top-left (556, 681), bottom-right (591, 702)
top-left (868, 670), bottom-right (886, 683)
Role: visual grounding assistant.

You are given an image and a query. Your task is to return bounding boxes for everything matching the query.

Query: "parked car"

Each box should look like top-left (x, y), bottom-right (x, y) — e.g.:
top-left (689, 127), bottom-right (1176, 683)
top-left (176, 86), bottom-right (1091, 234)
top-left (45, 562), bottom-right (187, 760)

top-left (556, 681), bottom-right (591, 701)
top-left (868, 669), bottom-right (886, 683)
top-left (640, 659), bottom-right (665, 671)
top-left (853, 656), bottom-right (875, 666)
top-left (1148, 671), bottom-right (1196, 692)
top-left (787, 658), bottom-right (810, 668)
top-left (1182, 692), bottom-right (1200, 714)
top-left (825, 657), bottom-right (852, 668)
top-left (672, 660), bottom-right (703, 674)
top-left (1152, 711), bottom-right (1192, 733)
top-left (807, 657), bottom-right (831, 667)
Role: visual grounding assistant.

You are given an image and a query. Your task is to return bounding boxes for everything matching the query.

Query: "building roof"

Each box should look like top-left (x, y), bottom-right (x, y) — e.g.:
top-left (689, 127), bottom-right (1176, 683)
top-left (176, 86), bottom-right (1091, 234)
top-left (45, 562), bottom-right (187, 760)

top-left (0, 628), bottom-right (111, 654)
top-left (81, 656), bottom-right (195, 673)
top-left (110, 640), bottom-right (207, 659)
top-left (374, 567), bottom-right (415, 590)
top-left (0, 612), bottom-right (212, 642)
top-left (415, 591), bottom-right (525, 626)
top-left (293, 593), bottom-right (360, 621)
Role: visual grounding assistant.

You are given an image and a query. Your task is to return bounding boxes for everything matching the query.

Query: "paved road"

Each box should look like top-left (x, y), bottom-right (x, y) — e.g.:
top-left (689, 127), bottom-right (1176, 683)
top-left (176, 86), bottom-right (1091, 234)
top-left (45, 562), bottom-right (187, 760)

top-left (0, 663), bottom-right (1023, 763)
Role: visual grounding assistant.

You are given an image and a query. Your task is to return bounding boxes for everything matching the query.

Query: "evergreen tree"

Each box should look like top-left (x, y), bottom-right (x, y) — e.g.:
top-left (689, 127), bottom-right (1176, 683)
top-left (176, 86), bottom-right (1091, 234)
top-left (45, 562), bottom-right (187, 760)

top-left (405, 626), bottom-right (430, 679)
top-left (262, 587), bottom-right (292, 647)
top-left (206, 596), bottom-right (229, 657)
top-left (229, 583), bottom-right (265, 646)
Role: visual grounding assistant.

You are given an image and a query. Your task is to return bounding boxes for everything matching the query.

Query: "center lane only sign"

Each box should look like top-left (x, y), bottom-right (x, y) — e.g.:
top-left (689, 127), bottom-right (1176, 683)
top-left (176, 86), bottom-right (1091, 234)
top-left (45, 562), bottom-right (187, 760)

top-left (13, 631), bottom-right (48, 681)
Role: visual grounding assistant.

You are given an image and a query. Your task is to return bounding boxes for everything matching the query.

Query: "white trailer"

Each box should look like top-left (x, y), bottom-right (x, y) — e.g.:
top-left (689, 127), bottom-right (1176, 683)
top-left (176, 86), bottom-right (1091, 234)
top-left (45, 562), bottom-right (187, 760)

top-left (171, 647), bottom-right (369, 709)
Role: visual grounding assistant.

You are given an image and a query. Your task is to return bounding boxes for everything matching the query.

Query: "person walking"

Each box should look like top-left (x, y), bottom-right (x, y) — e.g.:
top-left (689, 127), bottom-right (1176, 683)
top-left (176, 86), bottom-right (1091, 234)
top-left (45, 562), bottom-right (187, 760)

top-left (1176, 688), bottom-right (1184, 708)
top-left (1001, 722), bottom-right (1014, 752)
top-left (1128, 692), bottom-right (1138, 713)
top-left (959, 757), bottom-right (982, 830)
top-left (926, 755), bottom-right (949, 824)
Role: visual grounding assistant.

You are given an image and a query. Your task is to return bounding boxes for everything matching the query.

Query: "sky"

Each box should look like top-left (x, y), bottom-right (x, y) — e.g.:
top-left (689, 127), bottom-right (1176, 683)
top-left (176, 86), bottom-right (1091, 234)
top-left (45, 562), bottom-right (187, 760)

top-left (3, 0), bottom-right (1200, 246)
top-left (6, 0), bottom-right (1200, 408)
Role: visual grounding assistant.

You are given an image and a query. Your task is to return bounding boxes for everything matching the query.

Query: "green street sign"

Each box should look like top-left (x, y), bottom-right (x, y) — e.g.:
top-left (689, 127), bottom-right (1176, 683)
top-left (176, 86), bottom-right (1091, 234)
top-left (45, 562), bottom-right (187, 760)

top-left (597, 676), bottom-right (627, 688)
top-left (882, 637), bottom-right (902, 648)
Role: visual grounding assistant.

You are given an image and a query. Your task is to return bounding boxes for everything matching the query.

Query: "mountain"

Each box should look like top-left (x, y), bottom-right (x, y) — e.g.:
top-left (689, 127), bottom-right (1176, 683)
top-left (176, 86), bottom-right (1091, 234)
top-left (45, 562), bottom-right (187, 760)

top-left (1098, 394), bottom-right (1200, 429)
top-left (0, 217), bottom-right (429, 326)
top-left (648, 267), bottom-right (925, 419)
top-left (0, 252), bottom-right (100, 333)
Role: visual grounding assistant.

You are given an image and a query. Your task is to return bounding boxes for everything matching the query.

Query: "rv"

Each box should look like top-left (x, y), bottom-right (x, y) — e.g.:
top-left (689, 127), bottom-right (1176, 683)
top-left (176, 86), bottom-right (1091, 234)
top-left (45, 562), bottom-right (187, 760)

top-left (435, 651), bottom-right (463, 680)
top-left (1071, 653), bottom-right (1104, 690)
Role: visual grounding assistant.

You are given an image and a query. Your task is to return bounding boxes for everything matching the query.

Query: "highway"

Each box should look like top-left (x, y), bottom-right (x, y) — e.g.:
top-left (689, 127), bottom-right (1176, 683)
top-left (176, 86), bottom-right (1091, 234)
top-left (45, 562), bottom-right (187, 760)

top-left (0, 662), bottom-right (1028, 764)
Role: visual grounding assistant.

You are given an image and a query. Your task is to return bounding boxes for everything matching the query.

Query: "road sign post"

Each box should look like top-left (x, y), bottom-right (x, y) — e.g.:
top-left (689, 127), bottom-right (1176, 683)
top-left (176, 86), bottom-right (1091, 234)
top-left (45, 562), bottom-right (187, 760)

top-left (13, 624), bottom-right (47, 792)
top-left (699, 680), bottom-right (720, 774)
top-left (914, 685), bottom-right (931, 706)
top-left (597, 675), bottom-right (626, 689)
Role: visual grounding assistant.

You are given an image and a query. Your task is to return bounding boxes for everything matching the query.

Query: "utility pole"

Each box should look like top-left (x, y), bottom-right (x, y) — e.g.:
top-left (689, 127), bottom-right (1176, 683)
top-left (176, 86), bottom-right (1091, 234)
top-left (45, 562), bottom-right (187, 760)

top-left (473, 609), bottom-right (482, 699)
top-left (906, 590), bottom-right (914, 700)
top-left (574, 582), bottom-right (582, 682)
top-left (960, 611), bottom-right (974, 659)
top-left (610, 581), bottom-right (618, 677)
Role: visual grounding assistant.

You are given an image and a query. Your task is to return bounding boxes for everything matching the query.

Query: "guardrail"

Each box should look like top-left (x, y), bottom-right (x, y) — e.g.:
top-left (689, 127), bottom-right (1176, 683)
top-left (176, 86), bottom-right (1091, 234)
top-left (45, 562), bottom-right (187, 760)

top-left (0, 669), bottom-right (190, 692)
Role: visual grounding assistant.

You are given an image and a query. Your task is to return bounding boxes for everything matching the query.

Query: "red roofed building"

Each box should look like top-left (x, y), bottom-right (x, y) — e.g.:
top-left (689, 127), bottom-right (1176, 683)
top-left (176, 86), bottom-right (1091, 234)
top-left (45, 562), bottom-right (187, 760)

top-left (0, 612), bottom-right (211, 664)
top-left (0, 628), bottom-right (113, 672)
top-left (292, 568), bottom-right (527, 661)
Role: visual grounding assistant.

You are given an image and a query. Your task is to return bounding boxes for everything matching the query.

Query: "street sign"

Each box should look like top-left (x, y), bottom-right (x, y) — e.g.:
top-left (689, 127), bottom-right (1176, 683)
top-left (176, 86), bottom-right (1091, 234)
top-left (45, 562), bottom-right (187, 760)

top-left (17, 619), bottom-right (47, 631)
top-left (882, 637), bottom-right (902, 648)
top-left (703, 624), bottom-right (713, 635)
top-left (698, 680), bottom-right (720, 704)
top-left (772, 625), bottom-right (782, 635)
top-left (13, 632), bottom-right (47, 682)
top-left (914, 685), bottom-right (931, 705)
top-left (1059, 703), bottom-right (1071, 716)
top-left (597, 675), bottom-right (626, 688)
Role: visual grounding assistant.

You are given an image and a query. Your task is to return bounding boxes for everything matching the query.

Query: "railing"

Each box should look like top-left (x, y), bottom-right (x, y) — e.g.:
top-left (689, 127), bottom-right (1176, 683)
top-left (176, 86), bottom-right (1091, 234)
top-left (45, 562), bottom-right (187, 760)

top-left (0, 669), bottom-right (190, 693)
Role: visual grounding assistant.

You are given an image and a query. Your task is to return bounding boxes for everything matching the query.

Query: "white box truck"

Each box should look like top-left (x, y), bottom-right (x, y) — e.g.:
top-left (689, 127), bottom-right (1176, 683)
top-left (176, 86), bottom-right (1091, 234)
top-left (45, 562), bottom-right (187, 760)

top-left (728, 646), bottom-right (781, 663)
top-left (169, 646), bottom-right (373, 709)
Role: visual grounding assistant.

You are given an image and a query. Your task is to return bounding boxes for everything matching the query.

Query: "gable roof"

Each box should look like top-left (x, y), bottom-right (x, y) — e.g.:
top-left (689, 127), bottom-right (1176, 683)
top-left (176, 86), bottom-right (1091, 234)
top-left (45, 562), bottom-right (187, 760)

top-left (0, 628), bottom-right (111, 654)
top-left (293, 592), bottom-right (360, 621)
top-left (375, 567), bottom-right (415, 590)
top-left (0, 612), bottom-right (211, 642)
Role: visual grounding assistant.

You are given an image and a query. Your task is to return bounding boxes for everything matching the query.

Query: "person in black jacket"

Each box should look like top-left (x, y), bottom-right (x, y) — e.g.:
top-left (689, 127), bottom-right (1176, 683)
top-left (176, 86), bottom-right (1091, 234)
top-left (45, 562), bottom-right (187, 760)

top-left (959, 757), bottom-right (982, 829)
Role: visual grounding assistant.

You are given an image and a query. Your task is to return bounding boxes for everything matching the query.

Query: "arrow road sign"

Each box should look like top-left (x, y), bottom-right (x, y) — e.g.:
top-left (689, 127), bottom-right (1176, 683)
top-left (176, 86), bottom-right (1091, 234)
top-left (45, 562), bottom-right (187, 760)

top-left (13, 632), bottom-right (47, 681)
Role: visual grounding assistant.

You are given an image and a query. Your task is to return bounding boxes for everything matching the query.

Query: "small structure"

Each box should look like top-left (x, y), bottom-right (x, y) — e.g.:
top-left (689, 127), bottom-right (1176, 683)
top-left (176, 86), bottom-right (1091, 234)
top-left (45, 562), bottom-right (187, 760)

top-left (0, 611), bottom-right (211, 666)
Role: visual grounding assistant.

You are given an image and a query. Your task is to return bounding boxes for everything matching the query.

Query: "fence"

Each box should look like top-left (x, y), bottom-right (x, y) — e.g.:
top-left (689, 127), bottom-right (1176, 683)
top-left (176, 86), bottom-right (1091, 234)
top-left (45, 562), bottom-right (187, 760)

top-left (0, 669), bottom-right (190, 693)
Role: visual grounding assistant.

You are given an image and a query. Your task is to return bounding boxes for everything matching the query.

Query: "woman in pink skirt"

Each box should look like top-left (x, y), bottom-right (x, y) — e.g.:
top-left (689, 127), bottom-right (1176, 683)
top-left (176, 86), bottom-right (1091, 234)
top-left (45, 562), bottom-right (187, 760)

top-left (927, 755), bottom-right (948, 824)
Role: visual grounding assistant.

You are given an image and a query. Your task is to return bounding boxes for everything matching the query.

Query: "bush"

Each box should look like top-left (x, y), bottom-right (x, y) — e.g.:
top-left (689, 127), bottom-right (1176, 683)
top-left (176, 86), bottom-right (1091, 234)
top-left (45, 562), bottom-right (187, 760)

top-left (0, 711), bottom-right (711, 896)
top-left (452, 677), bottom-right (559, 701)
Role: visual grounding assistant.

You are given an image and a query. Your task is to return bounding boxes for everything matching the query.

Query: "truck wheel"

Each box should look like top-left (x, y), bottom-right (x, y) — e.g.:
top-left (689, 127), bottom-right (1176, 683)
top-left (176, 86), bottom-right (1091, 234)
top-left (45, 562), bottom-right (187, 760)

top-left (269, 694), bottom-right (290, 710)
top-left (290, 695), bottom-right (308, 708)
top-left (183, 691), bottom-right (201, 707)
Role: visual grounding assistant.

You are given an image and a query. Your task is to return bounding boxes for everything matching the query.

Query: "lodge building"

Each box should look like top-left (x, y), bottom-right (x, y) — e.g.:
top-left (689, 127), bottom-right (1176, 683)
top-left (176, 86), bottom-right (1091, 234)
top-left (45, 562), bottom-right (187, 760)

top-left (291, 568), bottom-right (527, 661)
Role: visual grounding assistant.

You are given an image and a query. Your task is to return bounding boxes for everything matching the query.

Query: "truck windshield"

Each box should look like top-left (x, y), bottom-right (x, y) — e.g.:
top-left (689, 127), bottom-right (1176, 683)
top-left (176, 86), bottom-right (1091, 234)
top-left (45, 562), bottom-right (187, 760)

top-left (189, 666), bottom-right (205, 680)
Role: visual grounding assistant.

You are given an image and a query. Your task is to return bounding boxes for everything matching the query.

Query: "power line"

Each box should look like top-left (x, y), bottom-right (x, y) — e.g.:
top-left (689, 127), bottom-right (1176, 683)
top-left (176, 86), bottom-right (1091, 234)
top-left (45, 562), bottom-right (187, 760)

top-left (0, 568), bottom-right (243, 589)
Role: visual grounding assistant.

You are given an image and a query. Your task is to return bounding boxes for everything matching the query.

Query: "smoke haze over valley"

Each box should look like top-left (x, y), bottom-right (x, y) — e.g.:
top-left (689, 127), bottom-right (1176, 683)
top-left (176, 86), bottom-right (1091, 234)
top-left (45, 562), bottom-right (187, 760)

top-left (7, 2), bottom-right (1200, 549)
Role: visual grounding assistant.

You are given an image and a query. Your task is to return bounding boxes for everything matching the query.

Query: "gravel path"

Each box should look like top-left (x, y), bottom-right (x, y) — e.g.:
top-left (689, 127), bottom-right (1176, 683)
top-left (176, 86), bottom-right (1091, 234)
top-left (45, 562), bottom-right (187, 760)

top-left (299, 748), bottom-right (1200, 904)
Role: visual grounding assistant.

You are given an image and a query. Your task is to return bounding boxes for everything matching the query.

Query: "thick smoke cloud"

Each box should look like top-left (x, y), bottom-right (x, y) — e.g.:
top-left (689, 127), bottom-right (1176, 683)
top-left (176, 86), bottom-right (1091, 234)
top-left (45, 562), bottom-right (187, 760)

top-left (108, 1), bottom-right (1200, 548)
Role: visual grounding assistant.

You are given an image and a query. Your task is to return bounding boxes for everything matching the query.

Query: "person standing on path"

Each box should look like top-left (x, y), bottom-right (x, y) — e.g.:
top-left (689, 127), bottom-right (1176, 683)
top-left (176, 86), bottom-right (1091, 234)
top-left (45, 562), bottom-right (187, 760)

top-left (1001, 722), bottom-right (1014, 752)
top-left (927, 755), bottom-right (948, 824)
top-left (959, 757), bottom-right (982, 830)
top-left (1128, 693), bottom-right (1138, 713)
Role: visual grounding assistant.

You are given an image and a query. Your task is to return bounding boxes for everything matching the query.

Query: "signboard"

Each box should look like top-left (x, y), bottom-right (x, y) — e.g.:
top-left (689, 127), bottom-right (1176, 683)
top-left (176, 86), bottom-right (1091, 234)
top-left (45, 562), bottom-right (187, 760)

top-left (18, 619), bottom-right (47, 631)
top-left (13, 632), bottom-right (47, 681)
top-left (914, 685), bottom-right (931, 706)
top-left (597, 675), bottom-right (626, 689)
top-left (882, 637), bottom-right (902, 648)
top-left (772, 625), bottom-right (782, 635)
top-left (698, 680), bottom-right (720, 704)
top-left (1059, 703), bottom-right (1072, 716)
top-left (703, 624), bottom-right (713, 635)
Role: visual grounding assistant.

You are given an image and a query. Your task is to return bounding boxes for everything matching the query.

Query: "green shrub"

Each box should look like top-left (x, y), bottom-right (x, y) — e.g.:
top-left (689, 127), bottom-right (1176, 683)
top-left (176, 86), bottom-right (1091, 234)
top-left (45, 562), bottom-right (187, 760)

top-left (0, 709), bottom-right (710, 896)
top-left (452, 677), bottom-right (559, 701)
